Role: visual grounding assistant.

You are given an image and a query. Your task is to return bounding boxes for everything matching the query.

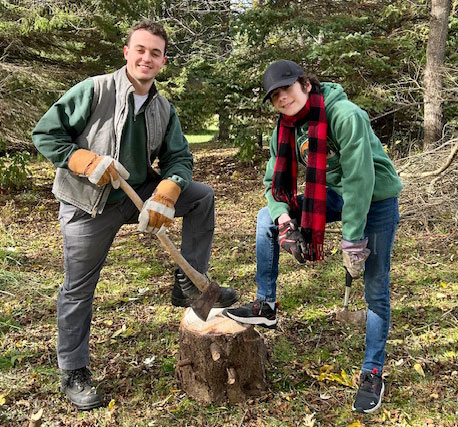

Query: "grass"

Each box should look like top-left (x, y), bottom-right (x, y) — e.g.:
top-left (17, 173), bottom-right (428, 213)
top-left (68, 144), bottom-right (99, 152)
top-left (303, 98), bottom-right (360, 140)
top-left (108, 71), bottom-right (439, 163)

top-left (185, 126), bottom-right (218, 144)
top-left (0, 141), bottom-right (457, 426)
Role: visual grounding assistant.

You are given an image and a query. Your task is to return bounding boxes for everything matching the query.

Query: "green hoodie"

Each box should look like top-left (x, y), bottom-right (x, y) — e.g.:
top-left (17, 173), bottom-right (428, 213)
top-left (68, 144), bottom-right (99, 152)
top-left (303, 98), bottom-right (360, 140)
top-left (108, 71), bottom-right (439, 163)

top-left (264, 82), bottom-right (402, 241)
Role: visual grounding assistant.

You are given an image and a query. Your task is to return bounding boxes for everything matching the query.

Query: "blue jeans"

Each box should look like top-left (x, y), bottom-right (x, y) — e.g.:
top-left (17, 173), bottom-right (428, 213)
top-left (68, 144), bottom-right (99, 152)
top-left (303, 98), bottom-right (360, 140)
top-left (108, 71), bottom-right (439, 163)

top-left (255, 189), bottom-right (399, 372)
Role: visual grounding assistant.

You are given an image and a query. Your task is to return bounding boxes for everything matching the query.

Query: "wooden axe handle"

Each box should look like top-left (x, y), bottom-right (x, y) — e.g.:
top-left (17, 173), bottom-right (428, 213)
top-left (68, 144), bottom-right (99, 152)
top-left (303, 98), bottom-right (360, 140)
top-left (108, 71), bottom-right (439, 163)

top-left (118, 177), bottom-right (210, 293)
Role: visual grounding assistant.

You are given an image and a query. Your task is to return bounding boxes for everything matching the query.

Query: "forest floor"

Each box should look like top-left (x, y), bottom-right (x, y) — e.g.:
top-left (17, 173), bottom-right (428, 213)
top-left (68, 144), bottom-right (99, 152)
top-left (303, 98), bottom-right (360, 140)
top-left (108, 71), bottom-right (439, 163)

top-left (0, 141), bottom-right (457, 426)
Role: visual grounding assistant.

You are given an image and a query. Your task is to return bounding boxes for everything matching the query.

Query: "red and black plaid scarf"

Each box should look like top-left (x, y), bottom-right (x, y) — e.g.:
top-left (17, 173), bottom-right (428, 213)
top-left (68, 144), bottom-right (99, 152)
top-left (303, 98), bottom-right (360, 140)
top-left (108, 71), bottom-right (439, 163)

top-left (272, 93), bottom-right (328, 261)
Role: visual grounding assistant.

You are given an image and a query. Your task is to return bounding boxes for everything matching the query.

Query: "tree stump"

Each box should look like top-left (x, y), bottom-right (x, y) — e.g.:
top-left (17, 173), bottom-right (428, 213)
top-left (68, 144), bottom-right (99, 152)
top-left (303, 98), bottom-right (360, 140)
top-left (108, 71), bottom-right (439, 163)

top-left (175, 308), bottom-right (268, 404)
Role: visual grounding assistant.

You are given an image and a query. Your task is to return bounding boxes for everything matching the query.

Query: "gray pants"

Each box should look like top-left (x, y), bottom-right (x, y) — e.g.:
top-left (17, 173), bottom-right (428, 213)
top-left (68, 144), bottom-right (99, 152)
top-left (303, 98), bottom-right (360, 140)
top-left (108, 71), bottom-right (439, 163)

top-left (57, 179), bottom-right (214, 370)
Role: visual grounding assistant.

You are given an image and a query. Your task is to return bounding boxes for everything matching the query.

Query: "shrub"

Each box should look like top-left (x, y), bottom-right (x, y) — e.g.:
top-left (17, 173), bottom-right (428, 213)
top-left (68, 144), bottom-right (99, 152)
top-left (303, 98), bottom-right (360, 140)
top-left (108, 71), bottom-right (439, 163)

top-left (0, 149), bottom-right (31, 193)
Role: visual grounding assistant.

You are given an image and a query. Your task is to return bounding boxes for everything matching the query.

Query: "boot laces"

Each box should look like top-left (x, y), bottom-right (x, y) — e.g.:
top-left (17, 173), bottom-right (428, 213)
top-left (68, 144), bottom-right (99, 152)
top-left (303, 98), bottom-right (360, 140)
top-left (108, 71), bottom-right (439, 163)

top-left (66, 367), bottom-right (92, 387)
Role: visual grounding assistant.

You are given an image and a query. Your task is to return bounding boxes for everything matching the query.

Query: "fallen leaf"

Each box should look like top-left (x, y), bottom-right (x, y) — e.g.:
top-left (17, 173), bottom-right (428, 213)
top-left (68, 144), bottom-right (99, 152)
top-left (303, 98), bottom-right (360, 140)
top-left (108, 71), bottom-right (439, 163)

top-left (112, 324), bottom-right (126, 338)
top-left (30, 408), bottom-right (43, 422)
top-left (319, 364), bottom-right (333, 374)
top-left (414, 363), bottom-right (425, 377)
top-left (340, 369), bottom-right (355, 387)
top-left (0, 394), bottom-right (6, 406)
top-left (144, 356), bottom-right (156, 366)
top-left (302, 413), bottom-right (316, 426)
top-left (16, 399), bottom-right (30, 407)
top-left (317, 367), bottom-right (354, 387)
top-left (348, 422), bottom-right (363, 427)
top-left (111, 324), bottom-right (134, 339)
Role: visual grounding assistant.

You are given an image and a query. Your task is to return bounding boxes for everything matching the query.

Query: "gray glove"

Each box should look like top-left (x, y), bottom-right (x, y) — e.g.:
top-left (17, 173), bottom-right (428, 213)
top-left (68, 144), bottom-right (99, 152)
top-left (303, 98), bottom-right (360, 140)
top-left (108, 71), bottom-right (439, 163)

top-left (341, 238), bottom-right (371, 278)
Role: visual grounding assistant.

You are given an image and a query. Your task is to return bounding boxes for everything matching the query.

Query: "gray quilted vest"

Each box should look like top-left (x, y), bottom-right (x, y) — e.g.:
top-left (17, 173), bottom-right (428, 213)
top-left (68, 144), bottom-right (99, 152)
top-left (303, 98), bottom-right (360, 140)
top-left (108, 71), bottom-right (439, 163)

top-left (52, 66), bottom-right (170, 216)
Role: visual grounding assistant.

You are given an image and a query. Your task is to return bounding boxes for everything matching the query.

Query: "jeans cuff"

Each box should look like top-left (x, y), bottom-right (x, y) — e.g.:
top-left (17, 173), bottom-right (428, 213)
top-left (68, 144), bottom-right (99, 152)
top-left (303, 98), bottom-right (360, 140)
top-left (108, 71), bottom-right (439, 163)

top-left (362, 366), bottom-right (383, 375)
top-left (256, 293), bottom-right (276, 303)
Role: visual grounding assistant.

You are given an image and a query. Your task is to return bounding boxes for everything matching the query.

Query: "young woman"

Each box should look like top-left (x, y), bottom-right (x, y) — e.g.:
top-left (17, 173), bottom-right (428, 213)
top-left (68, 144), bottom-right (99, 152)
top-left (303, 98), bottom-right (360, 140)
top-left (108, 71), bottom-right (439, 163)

top-left (224, 59), bottom-right (402, 413)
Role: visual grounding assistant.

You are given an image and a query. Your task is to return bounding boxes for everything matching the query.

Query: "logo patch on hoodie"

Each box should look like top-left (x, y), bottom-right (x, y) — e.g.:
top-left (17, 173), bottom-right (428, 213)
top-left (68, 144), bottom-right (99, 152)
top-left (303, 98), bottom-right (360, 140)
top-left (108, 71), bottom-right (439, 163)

top-left (300, 138), bottom-right (309, 163)
top-left (299, 135), bottom-right (337, 171)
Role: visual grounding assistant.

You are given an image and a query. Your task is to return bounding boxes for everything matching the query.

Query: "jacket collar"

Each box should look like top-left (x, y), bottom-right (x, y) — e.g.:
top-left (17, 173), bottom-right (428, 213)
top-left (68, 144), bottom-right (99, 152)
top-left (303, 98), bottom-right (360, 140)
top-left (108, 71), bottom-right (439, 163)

top-left (113, 65), bottom-right (134, 95)
top-left (113, 65), bottom-right (158, 99)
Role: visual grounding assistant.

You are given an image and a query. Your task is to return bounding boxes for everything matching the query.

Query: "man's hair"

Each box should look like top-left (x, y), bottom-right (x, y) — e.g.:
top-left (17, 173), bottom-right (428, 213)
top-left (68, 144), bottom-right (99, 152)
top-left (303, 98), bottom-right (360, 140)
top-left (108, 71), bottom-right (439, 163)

top-left (126, 20), bottom-right (168, 54)
top-left (297, 74), bottom-right (321, 94)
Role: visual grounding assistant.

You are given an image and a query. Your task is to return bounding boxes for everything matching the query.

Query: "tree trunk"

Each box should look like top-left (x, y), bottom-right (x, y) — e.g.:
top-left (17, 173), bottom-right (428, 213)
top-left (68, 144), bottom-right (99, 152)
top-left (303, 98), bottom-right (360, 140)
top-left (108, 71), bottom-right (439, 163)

top-left (218, 108), bottom-right (230, 142)
top-left (176, 308), bottom-right (268, 404)
top-left (423, 0), bottom-right (451, 150)
top-left (217, 0), bottom-right (232, 143)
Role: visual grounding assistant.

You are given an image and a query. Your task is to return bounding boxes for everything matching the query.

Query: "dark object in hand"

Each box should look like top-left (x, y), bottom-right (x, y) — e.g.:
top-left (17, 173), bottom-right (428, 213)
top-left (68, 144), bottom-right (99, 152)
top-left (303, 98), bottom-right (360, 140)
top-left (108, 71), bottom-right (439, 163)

top-left (278, 219), bottom-right (306, 263)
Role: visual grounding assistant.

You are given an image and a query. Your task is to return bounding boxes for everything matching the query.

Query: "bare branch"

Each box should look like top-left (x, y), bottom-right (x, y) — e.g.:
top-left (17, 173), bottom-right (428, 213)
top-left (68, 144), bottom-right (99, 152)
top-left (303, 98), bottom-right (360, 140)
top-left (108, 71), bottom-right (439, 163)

top-left (400, 138), bottom-right (458, 177)
top-left (370, 103), bottom-right (422, 122)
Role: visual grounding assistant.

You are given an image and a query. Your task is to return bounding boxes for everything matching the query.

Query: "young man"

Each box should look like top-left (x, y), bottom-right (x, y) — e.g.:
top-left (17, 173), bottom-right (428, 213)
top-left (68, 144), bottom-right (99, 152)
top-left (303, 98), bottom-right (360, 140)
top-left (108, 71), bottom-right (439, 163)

top-left (224, 60), bottom-right (402, 413)
top-left (32, 20), bottom-right (237, 410)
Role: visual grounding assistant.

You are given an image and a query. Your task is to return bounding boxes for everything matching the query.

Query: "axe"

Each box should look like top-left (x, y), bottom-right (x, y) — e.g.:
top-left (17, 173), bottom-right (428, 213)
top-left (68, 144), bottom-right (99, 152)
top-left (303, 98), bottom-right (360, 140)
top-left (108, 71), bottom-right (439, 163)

top-left (119, 177), bottom-right (221, 321)
top-left (335, 268), bottom-right (367, 327)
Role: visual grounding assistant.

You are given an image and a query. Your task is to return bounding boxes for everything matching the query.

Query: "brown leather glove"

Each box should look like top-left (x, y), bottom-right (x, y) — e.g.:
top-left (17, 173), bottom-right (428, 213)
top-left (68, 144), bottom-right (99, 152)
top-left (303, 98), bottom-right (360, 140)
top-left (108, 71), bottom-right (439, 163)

top-left (138, 180), bottom-right (181, 233)
top-left (68, 149), bottom-right (129, 189)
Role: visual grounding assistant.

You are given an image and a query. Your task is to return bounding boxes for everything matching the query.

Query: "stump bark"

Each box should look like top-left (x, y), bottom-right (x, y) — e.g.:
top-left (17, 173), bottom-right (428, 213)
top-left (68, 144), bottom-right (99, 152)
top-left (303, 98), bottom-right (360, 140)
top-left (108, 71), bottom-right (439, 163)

top-left (176, 308), bottom-right (268, 404)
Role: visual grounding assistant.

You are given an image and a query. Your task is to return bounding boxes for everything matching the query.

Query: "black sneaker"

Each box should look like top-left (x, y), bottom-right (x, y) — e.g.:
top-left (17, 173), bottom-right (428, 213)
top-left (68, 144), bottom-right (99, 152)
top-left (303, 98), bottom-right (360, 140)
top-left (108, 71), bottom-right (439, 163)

top-left (352, 368), bottom-right (384, 413)
top-left (61, 367), bottom-right (103, 411)
top-left (171, 268), bottom-right (238, 308)
top-left (222, 299), bottom-right (278, 329)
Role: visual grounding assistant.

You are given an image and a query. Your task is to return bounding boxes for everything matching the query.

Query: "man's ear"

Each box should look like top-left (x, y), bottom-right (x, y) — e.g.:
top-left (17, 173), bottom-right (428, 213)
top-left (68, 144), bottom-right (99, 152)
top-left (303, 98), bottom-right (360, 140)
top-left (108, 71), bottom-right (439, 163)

top-left (162, 55), bottom-right (168, 66)
top-left (123, 45), bottom-right (129, 60)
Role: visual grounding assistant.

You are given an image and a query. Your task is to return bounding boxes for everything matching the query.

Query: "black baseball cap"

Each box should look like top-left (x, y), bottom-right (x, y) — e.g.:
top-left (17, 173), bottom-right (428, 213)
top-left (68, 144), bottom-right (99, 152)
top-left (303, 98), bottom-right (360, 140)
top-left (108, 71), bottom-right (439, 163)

top-left (262, 60), bottom-right (304, 103)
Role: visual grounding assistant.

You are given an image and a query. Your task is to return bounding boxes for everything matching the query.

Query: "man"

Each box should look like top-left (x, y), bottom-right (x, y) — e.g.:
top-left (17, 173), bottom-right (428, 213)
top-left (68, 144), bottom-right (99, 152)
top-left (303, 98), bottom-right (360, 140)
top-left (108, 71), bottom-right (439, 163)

top-left (32, 20), bottom-right (237, 410)
top-left (224, 60), bottom-right (402, 413)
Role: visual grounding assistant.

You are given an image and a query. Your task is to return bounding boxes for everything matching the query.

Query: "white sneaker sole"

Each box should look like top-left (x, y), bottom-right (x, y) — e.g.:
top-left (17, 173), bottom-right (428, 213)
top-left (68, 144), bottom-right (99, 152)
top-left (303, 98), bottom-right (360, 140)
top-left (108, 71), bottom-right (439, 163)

top-left (352, 382), bottom-right (385, 413)
top-left (223, 311), bottom-right (277, 329)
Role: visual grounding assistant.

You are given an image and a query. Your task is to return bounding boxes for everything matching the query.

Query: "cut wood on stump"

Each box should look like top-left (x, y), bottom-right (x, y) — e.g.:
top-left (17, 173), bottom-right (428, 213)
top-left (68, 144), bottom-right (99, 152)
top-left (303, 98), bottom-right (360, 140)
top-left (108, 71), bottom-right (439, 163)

top-left (176, 308), bottom-right (268, 404)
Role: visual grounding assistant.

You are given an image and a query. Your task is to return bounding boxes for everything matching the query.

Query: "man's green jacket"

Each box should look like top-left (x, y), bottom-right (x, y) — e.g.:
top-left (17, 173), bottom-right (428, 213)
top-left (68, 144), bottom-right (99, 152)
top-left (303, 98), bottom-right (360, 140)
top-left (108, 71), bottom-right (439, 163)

top-left (32, 66), bottom-right (193, 215)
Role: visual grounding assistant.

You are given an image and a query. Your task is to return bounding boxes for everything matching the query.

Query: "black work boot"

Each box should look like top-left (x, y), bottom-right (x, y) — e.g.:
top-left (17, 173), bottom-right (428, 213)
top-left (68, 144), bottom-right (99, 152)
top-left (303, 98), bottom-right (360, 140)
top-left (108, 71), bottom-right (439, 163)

top-left (171, 268), bottom-right (238, 308)
top-left (61, 367), bottom-right (103, 410)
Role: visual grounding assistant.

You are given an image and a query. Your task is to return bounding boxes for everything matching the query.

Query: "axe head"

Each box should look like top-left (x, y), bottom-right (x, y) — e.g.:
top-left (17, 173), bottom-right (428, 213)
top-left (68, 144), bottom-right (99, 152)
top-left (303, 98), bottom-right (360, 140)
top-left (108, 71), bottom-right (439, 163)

top-left (191, 281), bottom-right (222, 321)
top-left (336, 308), bottom-right (367, 327)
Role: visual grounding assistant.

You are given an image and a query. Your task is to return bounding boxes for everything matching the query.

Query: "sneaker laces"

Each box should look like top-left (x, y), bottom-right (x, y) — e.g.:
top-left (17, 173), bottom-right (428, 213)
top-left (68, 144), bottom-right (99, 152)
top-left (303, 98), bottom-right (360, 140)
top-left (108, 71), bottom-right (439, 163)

top-left (252, 299), bottom-right (263, 314)
top-left (360, 369), bottom-right (380, 393)
top-left (253, 299), bottom-right (275, 314)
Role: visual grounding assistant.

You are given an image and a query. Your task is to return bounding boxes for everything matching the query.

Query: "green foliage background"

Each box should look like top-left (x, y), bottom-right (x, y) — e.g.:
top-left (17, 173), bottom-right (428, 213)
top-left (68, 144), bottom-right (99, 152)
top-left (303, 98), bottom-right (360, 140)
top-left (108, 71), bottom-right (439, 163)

top-left (0, 2), bottom-right (457, 423)
top-left (0, 0), bottom-right (457, 158)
